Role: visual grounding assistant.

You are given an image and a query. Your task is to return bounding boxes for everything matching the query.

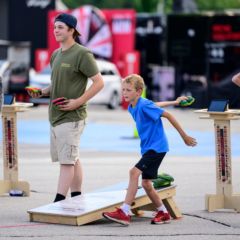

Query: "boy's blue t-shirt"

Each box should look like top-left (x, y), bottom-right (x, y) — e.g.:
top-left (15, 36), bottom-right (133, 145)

top-left (128, 97), bottom-right (169, 155)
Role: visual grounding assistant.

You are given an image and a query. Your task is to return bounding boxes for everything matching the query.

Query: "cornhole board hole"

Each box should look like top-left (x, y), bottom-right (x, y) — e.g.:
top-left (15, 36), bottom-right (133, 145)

top-left (28, 184), bottom-right (181, 226)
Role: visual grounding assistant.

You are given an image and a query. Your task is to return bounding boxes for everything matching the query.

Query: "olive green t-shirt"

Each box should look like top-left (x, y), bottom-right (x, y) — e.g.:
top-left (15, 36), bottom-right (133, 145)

top-left (49, 43), bottom-right (99, 126)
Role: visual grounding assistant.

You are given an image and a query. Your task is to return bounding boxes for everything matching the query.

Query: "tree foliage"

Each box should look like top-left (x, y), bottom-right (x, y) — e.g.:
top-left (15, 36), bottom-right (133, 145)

top-left (61, 0), bottom-right (169, 13)
top-left (195, 0), bottom-right (240, 11)
top-left (133, 0), bottom-right (160, 12)
top-left (61, 0), bottom-right (134, 10)
top-left (62, 0), bottom-right (240, 13)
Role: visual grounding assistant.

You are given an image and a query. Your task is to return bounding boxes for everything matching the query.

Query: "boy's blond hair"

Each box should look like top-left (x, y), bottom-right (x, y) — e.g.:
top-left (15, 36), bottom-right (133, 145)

top-left (123, 74), bottom-right (145, 91)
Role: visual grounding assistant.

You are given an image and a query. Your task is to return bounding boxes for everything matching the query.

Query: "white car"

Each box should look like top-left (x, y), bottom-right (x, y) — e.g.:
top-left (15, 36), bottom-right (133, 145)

top-left (0, 60), bottom-right (10, 93)
top-left (0, 60), bottom-right (29, 94)
top-left (29, 59), bottom-right (122, 109)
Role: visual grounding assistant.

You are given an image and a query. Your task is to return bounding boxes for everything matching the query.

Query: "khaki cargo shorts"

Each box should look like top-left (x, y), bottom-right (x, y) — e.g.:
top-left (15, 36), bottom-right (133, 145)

top-left (50, 120), bottom-right (85, 165)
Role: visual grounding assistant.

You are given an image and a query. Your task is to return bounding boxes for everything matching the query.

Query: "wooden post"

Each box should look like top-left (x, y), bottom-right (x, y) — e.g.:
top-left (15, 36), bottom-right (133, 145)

top-left (195, 109), bottom-right (240, 212)
top-left (0, 102), bottom-right (33, 196)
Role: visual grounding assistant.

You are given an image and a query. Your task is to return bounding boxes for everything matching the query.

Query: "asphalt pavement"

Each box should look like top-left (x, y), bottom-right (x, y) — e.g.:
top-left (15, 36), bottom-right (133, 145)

top-left (0, 105), bottom-right (240, 240)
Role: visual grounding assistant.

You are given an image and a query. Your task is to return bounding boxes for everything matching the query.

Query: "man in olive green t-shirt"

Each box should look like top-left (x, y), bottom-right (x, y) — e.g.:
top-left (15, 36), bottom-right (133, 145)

top-left (27, 13), bottom-right (104, 202)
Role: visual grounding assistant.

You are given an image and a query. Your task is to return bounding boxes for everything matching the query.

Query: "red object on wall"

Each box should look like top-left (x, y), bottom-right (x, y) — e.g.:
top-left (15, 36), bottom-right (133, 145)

top-left (102, 9), bottom-right (137, 110)
top-left (121, 51), bottom-right (140, 109)
top-left (102, 9), bottom-right (136, 76)
top-left (121, 51), bottom-right (140, 77)
top-left (35, 49), bottom-right (50, 72)
top-left (48, 10), bottom-right (62, 56)
top-left (35, 7), bottom-right (139, 109)
top-left (46, 8), bottom-right (136, 76)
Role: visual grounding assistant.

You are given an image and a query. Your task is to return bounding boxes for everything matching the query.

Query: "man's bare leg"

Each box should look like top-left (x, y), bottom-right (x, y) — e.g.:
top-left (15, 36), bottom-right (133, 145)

top-left (54, 164), bottom-right (74, 202)
top-left (70, 159), bottom-right (83, 197)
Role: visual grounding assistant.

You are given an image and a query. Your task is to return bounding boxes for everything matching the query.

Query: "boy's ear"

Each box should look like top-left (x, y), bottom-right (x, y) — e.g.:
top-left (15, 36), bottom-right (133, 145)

top-left (137, 88), bottom-right (143, 96)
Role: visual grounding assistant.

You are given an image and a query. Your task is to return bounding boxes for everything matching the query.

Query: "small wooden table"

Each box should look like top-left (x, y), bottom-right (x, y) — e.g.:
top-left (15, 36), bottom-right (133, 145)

top-left (0, 102), bottom-right (33, 196)
top-left (195, 109), bottom-right (240, 212)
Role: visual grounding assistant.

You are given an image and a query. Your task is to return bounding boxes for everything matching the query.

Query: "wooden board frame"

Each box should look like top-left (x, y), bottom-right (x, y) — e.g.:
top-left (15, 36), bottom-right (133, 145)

top-left (28, 185), bottom-right (181, 226)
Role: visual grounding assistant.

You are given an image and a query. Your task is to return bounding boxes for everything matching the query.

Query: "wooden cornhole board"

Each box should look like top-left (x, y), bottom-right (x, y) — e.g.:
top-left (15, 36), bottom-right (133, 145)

top-left (28, 184), bottom-right (181, 226)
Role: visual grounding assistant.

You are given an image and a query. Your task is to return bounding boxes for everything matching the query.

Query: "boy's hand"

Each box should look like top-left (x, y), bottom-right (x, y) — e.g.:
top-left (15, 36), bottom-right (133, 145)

top-left (183, 135), bottom-right (197, 147)
top-left (175, 96), bottom-right (188, 105)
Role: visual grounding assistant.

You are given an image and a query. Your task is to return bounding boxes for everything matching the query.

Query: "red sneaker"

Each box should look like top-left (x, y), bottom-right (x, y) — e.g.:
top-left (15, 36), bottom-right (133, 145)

top-left (102, 208), bottom-right (130, 226)
top-left (151, 211), bottom-right (171, 224)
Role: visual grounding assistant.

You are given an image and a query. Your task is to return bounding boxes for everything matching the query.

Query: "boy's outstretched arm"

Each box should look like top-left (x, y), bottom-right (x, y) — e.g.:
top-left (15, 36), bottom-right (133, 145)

top-left (162, 111), bottom-right (197, 147)
top-left (155, 96), bottom-right (188, 107)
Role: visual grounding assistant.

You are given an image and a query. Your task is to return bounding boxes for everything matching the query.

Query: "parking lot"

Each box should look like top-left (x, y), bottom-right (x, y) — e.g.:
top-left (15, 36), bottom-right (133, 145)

top-left (0, 105), bottom-right (240, 239)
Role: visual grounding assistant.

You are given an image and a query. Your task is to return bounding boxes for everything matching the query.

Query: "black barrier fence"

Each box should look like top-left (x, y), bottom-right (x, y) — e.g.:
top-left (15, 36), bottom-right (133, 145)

top-left (166, 14), bottom-right (240, 108)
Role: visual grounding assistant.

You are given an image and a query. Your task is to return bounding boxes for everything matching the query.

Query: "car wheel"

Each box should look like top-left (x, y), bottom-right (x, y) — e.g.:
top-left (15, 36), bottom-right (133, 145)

top-left (107, 92), bottom-right (119, 109)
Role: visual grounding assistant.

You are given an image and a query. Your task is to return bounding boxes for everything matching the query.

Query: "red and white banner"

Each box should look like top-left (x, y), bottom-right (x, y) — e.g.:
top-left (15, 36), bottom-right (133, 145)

top-left (35, 7), bottom-right (138, 77)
